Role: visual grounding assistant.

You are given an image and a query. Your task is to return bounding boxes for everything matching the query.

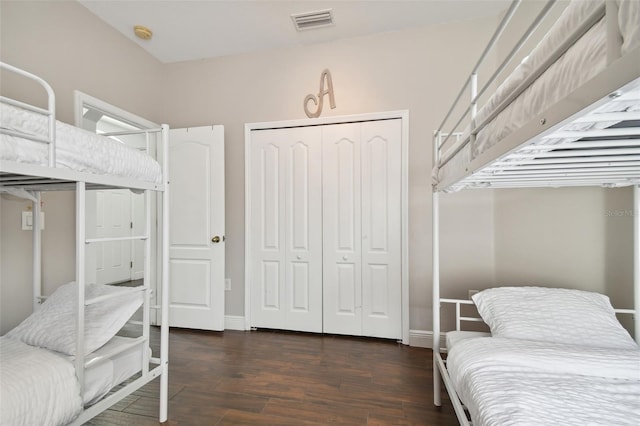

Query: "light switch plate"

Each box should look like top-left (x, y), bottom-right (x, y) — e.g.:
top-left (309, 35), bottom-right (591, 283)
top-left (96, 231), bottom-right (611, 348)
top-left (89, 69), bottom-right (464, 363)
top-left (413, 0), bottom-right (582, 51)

top-left (22, 211), bottom-right (45, 230)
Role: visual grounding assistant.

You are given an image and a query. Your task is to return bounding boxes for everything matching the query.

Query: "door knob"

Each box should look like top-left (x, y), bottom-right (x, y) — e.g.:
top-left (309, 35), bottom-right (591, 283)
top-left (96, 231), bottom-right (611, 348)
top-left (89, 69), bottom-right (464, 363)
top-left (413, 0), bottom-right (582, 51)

top-left (212, 236), bottom-right (221, 243)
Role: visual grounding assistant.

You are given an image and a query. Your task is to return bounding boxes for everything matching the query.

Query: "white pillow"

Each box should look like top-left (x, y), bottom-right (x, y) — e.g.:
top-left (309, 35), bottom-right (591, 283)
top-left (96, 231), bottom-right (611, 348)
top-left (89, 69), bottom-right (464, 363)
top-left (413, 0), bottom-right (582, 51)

top-left (472, 286), bottom-right (638, 349)
top-left (7, 282), bottom-right (143, 356)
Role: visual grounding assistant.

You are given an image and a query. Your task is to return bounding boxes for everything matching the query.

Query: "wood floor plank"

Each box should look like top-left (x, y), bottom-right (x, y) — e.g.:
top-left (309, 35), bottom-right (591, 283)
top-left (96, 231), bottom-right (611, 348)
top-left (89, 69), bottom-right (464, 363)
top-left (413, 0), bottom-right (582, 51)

top-left (261, 397), bottom-right (370, 424)
top-left (216, 408), bottom-right (319, 425)
top-left (89, 329), bottom-right (459, 425)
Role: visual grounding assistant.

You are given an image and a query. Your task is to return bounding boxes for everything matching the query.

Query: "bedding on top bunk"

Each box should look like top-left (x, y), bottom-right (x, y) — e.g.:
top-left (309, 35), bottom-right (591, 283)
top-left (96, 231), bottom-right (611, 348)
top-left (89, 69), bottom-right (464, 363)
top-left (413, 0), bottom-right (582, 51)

top-left (0, 102), bottom-right (162, 184)
top-left (447, 337), bottom-right (640, 426)
top-left (436, 0), bottom-right (640, 188)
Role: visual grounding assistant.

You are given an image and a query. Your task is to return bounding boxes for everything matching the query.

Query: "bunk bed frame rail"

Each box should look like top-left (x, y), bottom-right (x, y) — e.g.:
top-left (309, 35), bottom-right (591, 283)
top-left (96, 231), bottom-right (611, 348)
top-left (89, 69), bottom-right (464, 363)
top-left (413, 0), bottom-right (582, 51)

top-left (433, 0), bottom-right (640, 191)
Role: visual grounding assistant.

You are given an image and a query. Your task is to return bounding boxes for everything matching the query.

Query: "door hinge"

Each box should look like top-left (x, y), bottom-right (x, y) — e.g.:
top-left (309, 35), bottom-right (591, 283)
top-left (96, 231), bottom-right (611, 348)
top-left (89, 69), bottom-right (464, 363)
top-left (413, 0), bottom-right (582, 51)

top-left (130, 261), bottom-right (133, 268)
top-left (130, 221), bottom-right (133, 229)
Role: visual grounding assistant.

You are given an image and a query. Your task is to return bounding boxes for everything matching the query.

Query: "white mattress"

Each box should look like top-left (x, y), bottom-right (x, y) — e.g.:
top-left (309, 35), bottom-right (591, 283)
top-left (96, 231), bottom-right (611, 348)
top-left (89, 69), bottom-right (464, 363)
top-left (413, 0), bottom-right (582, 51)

top-left (0, 335), bottom-right (145, 426)
top-left (447, 337), bottom-right (640, 426)
top-left (75, 335), bottom-right (146, 406)
top-left (0, 102), bottom-right (162, 184)
top-left (445, 330), bottom-right (490, 351)
top-left (437, 0), bottom-right (640, 189)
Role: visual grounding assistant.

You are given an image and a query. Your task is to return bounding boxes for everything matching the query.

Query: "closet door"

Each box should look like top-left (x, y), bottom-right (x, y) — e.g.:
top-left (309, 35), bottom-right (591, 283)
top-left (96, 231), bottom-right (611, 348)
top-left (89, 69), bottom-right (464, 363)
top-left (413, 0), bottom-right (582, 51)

top-left (360, 119), bottom-right (402, 339)
top-left (322, 123), bottom-right (362, 335)
top-left (323, 120), bottom-right (402, 339)
top-left (250, 127), bottom-right (323, 332)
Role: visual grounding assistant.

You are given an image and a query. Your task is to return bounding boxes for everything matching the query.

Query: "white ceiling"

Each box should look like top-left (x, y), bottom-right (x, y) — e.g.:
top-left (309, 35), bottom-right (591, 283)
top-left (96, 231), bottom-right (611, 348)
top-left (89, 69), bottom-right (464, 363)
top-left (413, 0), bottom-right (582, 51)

top-left (78, 0), bottom-right (509, 64)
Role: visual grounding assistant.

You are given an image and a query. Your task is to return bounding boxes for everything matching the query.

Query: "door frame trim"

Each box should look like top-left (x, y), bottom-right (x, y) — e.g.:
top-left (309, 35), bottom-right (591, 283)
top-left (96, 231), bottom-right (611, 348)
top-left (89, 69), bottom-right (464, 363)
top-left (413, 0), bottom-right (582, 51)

top-left (244, 110), bottom-right (410, 344)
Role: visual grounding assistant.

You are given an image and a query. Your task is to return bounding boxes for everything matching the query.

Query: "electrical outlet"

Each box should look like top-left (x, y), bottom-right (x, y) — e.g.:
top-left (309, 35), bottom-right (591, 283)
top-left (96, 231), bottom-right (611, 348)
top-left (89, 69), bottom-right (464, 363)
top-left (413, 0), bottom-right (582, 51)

top-left (468, 289), bottom-right (479, 300)
top-left (225, 278), bottom-right (231, 291)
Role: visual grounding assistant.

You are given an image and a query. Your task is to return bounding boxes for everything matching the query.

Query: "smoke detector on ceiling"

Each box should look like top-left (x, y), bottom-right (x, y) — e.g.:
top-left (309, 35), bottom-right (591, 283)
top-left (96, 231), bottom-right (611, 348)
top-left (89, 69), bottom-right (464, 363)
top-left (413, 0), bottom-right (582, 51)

top-left (291, 9), bottom-right (334, 31)
top-left (134, 25), bottom-right (153, 40)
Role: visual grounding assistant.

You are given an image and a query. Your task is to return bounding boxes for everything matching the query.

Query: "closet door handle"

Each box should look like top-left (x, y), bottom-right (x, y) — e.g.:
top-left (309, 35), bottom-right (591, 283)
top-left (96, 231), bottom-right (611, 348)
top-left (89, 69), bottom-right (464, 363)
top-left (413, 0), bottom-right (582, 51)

top-left (212, 236), bottom-right (221, 243)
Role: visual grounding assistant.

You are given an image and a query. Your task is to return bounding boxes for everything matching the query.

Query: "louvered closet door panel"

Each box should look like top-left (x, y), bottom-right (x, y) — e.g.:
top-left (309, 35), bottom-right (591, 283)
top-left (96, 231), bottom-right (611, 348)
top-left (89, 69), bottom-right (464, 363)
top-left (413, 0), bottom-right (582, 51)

top-left (250, 127), bottom-right (322, 331)
top-left (361, 119), bottom-right (402, 339)
top-left (322, 123), bottom-right (363, 335)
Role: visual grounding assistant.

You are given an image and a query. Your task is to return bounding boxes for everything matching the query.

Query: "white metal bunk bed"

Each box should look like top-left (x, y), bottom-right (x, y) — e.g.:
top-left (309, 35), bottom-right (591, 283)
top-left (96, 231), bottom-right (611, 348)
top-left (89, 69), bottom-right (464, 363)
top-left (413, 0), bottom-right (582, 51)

top-left (0, 62), bottom-right (170, 425)
top-left (431, 1), bottom-right (640, 425)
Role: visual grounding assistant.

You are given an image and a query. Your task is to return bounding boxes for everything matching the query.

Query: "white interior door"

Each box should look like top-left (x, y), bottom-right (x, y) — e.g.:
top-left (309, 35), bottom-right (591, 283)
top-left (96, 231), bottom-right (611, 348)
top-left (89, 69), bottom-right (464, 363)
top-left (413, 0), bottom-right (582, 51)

top-left (323, 120), bottom-right (402, 339)
top-left (250, 127), bottom-right (323, 332)
top-left (360, 119), bottom-right (402, 339)
top-left (169, 126), bottom-right (225, 331)
top-left (322, 123), bottom-right (362, 335)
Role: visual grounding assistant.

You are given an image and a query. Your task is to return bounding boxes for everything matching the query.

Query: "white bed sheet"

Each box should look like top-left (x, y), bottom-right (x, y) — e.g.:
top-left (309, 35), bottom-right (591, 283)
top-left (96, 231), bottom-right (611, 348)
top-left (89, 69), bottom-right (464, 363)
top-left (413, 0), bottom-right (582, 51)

top-left (445, 330), bottom-right (490, 351)
top-left (0, 102), bottom-right (162, 184)
top-left (437, 0), bottom-right (640, 188)
top-left (0, 335), bottom-right (145, 426)
top-left (0, 336), bottom-right (81, 426)
top-left (77, 335), bottom-right (146, 406)
top-left (447, 337), bottom-right (640, 426)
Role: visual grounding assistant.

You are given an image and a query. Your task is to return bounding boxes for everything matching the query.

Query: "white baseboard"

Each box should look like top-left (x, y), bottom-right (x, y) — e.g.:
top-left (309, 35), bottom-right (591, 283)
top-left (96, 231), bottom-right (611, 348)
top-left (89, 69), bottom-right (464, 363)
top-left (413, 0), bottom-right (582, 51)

top-left (224, 315), bottom-right (247, 330)
top-left (223, 321), bottom-right (446, 348)
top-left (409, 329), bottom-right (447, 349)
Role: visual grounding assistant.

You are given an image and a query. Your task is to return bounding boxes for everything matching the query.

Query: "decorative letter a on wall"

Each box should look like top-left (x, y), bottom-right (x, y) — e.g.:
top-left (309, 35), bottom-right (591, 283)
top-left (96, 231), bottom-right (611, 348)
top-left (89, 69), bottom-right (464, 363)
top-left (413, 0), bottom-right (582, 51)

top-left (304, 69), bottom-right (336, 118)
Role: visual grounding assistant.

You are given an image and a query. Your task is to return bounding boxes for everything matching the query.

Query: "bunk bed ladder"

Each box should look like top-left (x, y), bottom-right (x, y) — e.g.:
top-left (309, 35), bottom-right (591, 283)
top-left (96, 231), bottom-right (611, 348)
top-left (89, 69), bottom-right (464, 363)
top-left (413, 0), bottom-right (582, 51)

top-left (32, 192), bottom-right (42, 312)
top-left (76, 181), bottom-right (87, 394)
top-left (159, 123), bottom-right (170, 423)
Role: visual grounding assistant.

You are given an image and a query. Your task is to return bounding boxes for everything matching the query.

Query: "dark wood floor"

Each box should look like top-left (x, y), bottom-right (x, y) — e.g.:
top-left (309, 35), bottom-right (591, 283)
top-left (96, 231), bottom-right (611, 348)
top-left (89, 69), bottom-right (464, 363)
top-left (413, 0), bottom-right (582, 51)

top-left (88, 329), bottom-right (458, 425)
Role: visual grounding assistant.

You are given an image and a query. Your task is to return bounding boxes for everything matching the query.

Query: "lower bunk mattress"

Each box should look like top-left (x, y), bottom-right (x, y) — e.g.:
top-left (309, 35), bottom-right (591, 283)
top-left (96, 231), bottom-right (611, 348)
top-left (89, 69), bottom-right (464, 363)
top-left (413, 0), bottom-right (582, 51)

top-left (446, 337), bottom-right (640, 426)
top-left (0, 335), bottom-right (146, 426)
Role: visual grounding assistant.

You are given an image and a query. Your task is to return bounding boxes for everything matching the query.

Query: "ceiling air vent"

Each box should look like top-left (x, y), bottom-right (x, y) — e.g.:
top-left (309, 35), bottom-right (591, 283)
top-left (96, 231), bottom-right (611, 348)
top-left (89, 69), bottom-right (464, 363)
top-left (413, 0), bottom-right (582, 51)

top-left (291, 9), bottom-right (334, 31)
